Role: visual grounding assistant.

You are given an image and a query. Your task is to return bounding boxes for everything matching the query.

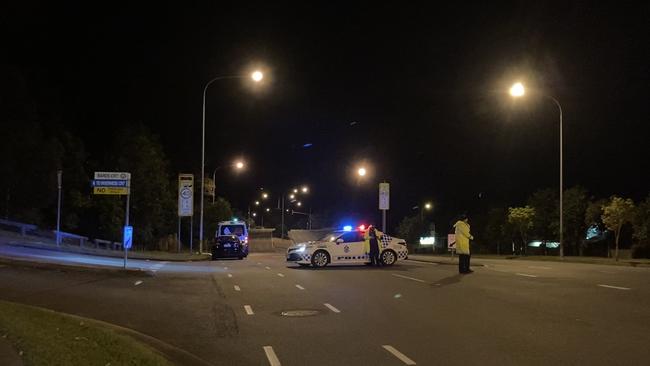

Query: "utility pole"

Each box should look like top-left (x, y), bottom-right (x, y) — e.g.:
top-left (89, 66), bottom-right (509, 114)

top-left (56, 170), bottom-right (62, 246)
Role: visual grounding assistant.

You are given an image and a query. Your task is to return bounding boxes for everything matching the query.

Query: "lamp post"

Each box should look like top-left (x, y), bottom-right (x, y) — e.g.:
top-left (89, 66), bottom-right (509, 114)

top-left (510, 82), bottom-right (564, 258)
top-left (200, 71), bottom-right (262, 253)
top-left (279, 186), bottom-right (309, 238)
top-left (211, 160), bottom-right (245, 204)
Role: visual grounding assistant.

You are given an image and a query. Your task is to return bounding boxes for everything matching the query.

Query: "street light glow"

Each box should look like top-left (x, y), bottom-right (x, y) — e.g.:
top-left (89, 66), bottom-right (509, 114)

top-left (301, 186), bottom-right (308, 193)
top-left (255, 201), bottom-right (260, 205)
top-left (262, 193), bottom-right (268, 199)
top-left (510, 82), bottom-right (525, 97)
top-left (289, 194), bottom-right (295, 199)
top-left (293, 188), bottom-right (298, 193)
top-left (358, 167), bottom-right (367, 176)
top-left (266, 208), bottom-right (270, 212)
top-left (425, 203), bottom-right (432, 210)
top-left (235, 161), bottom-right (244, 169)
top-left (251, 70), bottom-right (263, 82)
top-left (297, 202), bottom-right (302, 207)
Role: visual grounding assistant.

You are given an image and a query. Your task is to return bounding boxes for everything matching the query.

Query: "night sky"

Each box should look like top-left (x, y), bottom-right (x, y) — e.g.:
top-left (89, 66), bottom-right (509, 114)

top-left (3, 2), bottom-right (649, 230)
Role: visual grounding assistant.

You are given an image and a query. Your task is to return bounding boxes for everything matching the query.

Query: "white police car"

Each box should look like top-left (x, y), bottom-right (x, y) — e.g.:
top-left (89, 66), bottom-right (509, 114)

top-left (286, 228), bottom-right (408, 268)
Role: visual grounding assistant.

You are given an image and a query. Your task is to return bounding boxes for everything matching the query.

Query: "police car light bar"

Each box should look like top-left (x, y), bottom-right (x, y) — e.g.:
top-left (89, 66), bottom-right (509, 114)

top-left (343, 225), bottom-right (353, 231)
top-left (358, 225), bottom-right (366, 231)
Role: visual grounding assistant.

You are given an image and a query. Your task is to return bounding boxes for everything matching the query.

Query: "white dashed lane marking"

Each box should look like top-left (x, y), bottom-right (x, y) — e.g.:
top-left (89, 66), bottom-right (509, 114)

top-left (516, 273), bottom-right (538, 278)
top-left (277, 273), bottom-right (285, 277)
top-left (382, 345), bottom-right (416, 365)
top-left (265, 266), bottom-right (271, 270)
top-left (244, 305), bottom-right (254, 315)
top-left (598, 284), bottom-right (631, 290)
top-left (263, 346), bottom-right (281, 366)
top-left (392, 274), bottom-right (426, 283)
top-left (295, 284), bottom-right (305, 290)
top-left (227, 273), bottom-right (233, 278)
top-left (134, 280), bottom-right (143, 286)
top-left (234, 285), bottom-right (241, 291)
top-left (324, 303), bottom-right (340, 313)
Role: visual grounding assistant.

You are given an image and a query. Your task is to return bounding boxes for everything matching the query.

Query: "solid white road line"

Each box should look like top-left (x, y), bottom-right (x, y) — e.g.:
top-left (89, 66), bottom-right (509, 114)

top-left (392, 274), bottom-right (426, 283)
top-left (277, 273), bottom-right (285, 277)
top-left (265, 266), bottom-right (271, 270)
top-left (516, 273), bottom-right (538, 278)
top-left (244, 305), bottom-right (254, 315)
top-left (263, 346), bottom-right (281, 366)
top-left (234, 285), bottom-right (241, 291)
top-left (598, 284), bottom-right (631, 291)
top-left (295, 284), bottom-right (305, 290)
top-left (382, 345), bottom-right (416, 365)
top-left (324, 303), bottom-right (341, 313)
top-left (227, 273), bottom-right (233, 278)
top-left (134, 280), bottom-right (143, 286)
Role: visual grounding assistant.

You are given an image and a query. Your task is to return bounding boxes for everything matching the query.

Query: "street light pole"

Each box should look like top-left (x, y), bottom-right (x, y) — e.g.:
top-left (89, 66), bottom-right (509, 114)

top-left (546, 95), bottom-right (564, 259)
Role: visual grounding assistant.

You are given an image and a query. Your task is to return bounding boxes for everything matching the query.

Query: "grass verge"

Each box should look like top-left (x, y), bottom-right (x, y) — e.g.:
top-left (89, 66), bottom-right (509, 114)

top-left (0, 300), bottom-right (172, 366)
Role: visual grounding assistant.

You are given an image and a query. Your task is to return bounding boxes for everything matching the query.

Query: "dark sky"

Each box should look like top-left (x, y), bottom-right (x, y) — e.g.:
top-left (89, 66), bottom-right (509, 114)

top-left (3, 2), bottom-right (649, 230)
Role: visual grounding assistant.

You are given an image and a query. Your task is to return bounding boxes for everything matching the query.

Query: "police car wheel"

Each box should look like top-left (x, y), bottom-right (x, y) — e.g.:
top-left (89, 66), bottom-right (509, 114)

top-left (381, 250), bottom-right (397, 266)
top-left (311, 250), bottom-right (329, 268)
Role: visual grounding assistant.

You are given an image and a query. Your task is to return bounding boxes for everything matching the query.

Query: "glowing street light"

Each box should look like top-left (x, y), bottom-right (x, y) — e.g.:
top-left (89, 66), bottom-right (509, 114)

top-left (262, 193), bottom-right (269, 199)
top-left (509, 81), bottom-right (565, 258)
top-left (251, 70), bottom-right (264, 82)
top-left (255, 201), bottom-right (260, 206)
top-left (266, 208), bottom-right (270, 212)
top-left (289, 194), bottom-right (295, 200)
top-left (235, 161), bottom-right (245, 170)
top-left (358, 167), bottom-right (367, 177)
top-left (297, 201), bottom-right (302, 207)
top-left (424, 202), bottom-right (432, 210)
top-left (301, 186), bottom-right (309, 193)
top-left (510, 82), bottom-right (525, 97)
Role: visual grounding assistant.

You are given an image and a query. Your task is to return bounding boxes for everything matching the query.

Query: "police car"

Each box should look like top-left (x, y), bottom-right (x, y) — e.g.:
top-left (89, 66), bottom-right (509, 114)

top-left (286, 226), bottom-right (408, 268)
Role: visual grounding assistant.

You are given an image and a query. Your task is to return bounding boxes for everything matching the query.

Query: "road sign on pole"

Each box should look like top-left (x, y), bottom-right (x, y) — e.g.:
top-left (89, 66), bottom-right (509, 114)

top-left (178, 174), bottom-right (194, 217)
top-left (379, 183), bottom-right (390, 210)
top-left (123, 226), bottom-right (133, 249)
top-left (94, 172), bottom-right (131, 180)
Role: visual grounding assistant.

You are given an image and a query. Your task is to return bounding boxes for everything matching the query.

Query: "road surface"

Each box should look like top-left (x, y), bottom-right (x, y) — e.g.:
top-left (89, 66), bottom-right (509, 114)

top-left (1, 244), bottom-right (649, 365)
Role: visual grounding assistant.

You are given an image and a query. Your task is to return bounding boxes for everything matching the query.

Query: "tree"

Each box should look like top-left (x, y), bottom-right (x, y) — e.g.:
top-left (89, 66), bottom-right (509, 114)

top-left (631, 194), bottom-right (650, 258)
top-left (201, 197), bottom-right (234, 240)
top-left (110, 125), bottom-right (175, 249)
top-left (397, 215), bottom-right (427, 246)
top-left (508, 206), bottom-right (535, 255)
top-left (601, 196), bottom-right (635, 261)
top-left (563, 186), bottom-right (589, 256)
top-left (527, 188), bottom-right (558, 244)
top-left (484, 207), bottom-right (507, 254)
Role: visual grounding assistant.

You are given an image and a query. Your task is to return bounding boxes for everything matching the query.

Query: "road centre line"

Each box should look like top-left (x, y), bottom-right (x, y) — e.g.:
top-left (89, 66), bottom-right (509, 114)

top-left (227, 273), bottom-right (233, 278)
top-left (598, 284), bottom-right (631, 290)
top-left (134, 280), bottom-right (143, 286)
top-left (244, 305), bottom-right (254, 315)
top-left (382, 345), bottom-right (416, 365)
top-left (265, 266), bottom-right (271, 270)
top-left (516, 273), bottom-right (538, 278)
top-left (392, 274), bottom-right (426, 283)
top-left (277, 273), bottom-right (285, 277)
top-left (234, 285), bottom-right (241, 291)
top-left (324, 303), bottom-right (341, 313)
top-left (263, 346), bottom-right (281, 366)
top-left (295, 284), bottom-right (305, 290)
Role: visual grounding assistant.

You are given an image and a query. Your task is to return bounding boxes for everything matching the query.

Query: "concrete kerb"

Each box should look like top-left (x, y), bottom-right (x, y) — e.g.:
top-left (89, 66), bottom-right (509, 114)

top-left (0, 256), bottom-right (154, 277)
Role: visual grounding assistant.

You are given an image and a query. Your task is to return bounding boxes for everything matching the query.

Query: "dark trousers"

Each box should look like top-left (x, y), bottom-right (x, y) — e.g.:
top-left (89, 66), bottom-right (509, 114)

top-left (369, 240), bottom-right (380, 265)
top-left (459, 254), bottom-right (471, 273)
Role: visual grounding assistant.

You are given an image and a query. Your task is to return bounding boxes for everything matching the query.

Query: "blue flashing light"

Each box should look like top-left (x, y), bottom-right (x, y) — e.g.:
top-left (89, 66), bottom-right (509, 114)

top-left (233, 218), bottom-right (238, 222)
top-left (343, 225), bottom-right (353, 232)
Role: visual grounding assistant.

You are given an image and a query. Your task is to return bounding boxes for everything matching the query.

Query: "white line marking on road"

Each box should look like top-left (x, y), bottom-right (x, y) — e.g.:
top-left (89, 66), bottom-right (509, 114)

top-left (244, 305), bottom-right (254, 315)
top-left (265, 266), bottom-right (271, 270)
top-left (598, 284), bottom-right (631, 291)
top-left (392, 274), bottom-right (426, 283)
top-left (257, 262), bottom-right (262, 265)
top-left (324, 303), bottom-right (340, 313)
top-left (277, 273), bottom-right (285, 277)
top-left (295, 284), bottom-right (305, 290)
top-left (234, 285), bottom-right (241, 291)
top-left (134, 280), bottom-right (143, 286)
top-left (528, 266), bottom-right (552, 270)
top-left (224, 267), bottom-right (228, 270)
top-left (382, 345), bottom-right (416, 365)
top-left (263, 346), bottom-right (281, 366)
top-left (516, 273), bottom-right (538, 278)
top-left (227, 273), bottom-right (233, 278)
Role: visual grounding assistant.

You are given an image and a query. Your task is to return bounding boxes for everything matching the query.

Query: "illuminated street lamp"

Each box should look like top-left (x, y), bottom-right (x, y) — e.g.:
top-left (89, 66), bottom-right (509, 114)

top-left (262, 193), bottom-right (269, 199)
top-left (255, 201), bottom-right (260, 206)
top-left (358, 167), bottom-right (367, 177)
top-left (200, 70), bottom-right (263, 253)
top-left (510, 81), bottom-right (564, 258)
top-left (301, 186), bottom-right (309, 193)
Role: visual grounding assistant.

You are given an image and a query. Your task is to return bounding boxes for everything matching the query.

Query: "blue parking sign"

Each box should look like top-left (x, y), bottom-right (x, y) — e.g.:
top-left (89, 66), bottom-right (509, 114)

top-left (123, 226), bottom-right (133, 249)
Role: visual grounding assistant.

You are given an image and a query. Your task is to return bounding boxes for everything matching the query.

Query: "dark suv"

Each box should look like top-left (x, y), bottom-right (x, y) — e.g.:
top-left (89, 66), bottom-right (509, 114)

top-left (211, 235), bottom-right (248, 260)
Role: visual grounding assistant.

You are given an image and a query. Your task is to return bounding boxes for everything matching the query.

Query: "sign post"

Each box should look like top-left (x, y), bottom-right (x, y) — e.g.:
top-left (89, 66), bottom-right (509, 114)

top-left (93, 172), bottom-right (131, 268)
top-left (56, 170), bottom-right (62, 246)
top-left (178, 174), bottom-right (194, 253)
top-left (379, 182), bottom-right (390, 232)
top-left (447, 234), bottom-right (456, 258)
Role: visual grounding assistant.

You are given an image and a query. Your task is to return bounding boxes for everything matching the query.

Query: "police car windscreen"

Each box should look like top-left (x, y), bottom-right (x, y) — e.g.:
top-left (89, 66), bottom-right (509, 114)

top-left (221, 225), bottom-right (244, 236)
top-left (319, 232), bottom-right (339, 241)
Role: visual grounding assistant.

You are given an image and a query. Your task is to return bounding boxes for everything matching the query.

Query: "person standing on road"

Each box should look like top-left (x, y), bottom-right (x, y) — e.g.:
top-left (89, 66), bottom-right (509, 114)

top-left (454, 214), bottom-right (474, 274)
top-left (364, 226), bottom-right (382, 266)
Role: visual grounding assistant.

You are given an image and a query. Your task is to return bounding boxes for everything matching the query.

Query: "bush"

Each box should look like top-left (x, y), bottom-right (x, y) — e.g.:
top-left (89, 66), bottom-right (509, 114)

top-left (631, 242), bottom-right (650, 259)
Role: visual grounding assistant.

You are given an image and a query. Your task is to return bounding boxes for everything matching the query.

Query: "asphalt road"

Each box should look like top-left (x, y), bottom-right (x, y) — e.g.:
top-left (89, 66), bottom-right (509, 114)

top-left (1, 245), bottom-right (649, 365)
